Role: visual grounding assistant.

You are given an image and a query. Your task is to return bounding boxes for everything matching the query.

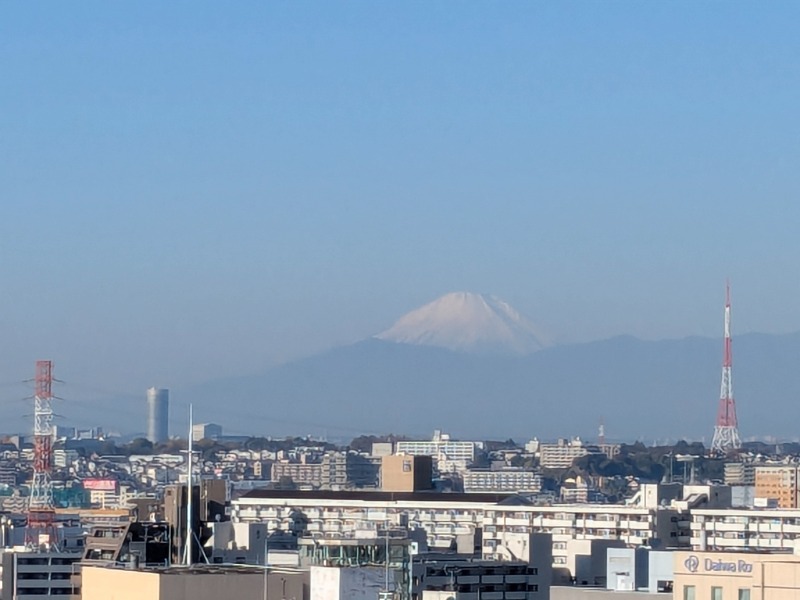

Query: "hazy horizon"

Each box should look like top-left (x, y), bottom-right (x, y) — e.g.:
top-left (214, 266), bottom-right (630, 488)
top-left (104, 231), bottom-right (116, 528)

top-left (3, 3), bottom-right (800, 426)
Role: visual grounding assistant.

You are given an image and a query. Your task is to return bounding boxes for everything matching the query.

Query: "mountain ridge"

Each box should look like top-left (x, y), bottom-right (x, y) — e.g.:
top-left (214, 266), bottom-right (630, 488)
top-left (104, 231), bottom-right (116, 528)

top-left (173, 330), bottom-right (800, 441)
top-left (375, 291), bottom-right (548, 355)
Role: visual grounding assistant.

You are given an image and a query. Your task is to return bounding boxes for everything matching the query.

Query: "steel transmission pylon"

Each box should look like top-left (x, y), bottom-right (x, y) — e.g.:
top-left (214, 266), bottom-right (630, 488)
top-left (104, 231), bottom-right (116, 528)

top-left (710, 283), bottom-right (741, 454)
top-left (26, 360), bottom-right (57, 547)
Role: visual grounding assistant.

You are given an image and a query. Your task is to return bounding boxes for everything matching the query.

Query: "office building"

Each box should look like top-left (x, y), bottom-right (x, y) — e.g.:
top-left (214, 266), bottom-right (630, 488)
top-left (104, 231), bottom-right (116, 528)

top-left (146, 388), bottom-right (169, 444)
top-left (673, 550), bottom-right (800, 600)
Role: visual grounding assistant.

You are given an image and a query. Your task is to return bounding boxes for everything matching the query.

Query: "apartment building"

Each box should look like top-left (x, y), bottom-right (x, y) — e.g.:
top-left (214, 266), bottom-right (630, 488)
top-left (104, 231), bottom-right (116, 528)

top-left (539, 439), bottom-right (601, 470)
top-left (462, 469), bottom-right (542, 494)
top-left (321, 452), bottom-right (381, 489)
top-left (724, 462), bottom-right (758, 486)
top-left (689, 507), bottom-right (800, 552)
top-left (231, 490), bottom-right (687, 571)
top-left (271, 462), bottom-right (323, 488)
top-left (754, 466), bottom-right (798, 508)
top-left (395, 430), bottom-right (480, 472)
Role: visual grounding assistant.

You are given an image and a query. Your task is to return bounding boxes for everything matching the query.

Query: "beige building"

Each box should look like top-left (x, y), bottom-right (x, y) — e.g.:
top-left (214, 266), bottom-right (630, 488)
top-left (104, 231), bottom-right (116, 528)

top-left (754, 466), bottom-right (798, 509)
top-left (81, 564), bottom-right (308, 600)
top-left (674, 550), bottom-right (800, 600)
top-left (382, 454), bottom-right (433, 492)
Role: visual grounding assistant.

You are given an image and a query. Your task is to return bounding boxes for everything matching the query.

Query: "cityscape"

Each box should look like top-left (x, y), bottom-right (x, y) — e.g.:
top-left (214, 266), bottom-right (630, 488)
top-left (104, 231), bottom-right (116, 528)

top-left (4, 2), bottom-right (800, 600)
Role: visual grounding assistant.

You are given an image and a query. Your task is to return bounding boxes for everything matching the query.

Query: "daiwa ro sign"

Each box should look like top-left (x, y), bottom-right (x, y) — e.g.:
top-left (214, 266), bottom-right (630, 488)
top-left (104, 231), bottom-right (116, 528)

top-left (684, 555), bottom-right (753, 574)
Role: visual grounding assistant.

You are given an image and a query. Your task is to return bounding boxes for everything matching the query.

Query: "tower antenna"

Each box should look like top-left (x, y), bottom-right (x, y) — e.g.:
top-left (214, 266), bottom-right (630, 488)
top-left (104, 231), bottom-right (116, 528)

top-left (27, 360), bottom-right (57, 547)
top-left (711, 281), bottom-right (741, 453)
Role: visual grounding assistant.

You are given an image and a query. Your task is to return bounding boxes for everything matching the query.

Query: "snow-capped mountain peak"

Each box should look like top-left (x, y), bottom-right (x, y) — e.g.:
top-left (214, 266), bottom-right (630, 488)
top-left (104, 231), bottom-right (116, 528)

top-left (375, 292), bottom-right (549, 355)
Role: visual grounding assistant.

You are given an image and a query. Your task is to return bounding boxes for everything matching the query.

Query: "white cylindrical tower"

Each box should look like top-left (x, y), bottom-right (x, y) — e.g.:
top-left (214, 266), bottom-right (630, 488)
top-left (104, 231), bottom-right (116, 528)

top-left (146, 387), bottom-right (169, 443)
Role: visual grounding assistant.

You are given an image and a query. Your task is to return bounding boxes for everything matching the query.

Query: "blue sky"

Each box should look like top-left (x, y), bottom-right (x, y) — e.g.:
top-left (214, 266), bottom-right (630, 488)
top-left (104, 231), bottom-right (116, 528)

top-left (2, 2), bottom-right (800, 404)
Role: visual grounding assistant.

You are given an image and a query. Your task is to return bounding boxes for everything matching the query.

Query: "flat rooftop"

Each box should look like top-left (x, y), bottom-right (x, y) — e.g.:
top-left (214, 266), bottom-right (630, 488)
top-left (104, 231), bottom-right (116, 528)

top-left (240, 489), bottom-right (514, 503)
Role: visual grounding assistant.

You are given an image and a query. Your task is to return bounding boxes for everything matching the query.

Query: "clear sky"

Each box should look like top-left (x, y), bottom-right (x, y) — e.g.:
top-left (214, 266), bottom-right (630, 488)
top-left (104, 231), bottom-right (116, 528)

top-left (2, 2), bottom-right (800, 403)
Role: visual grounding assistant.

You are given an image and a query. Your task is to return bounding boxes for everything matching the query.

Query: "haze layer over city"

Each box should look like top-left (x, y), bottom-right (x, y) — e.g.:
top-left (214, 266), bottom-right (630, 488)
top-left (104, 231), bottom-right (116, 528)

top-left (3, 3), bottom-right (800, 441)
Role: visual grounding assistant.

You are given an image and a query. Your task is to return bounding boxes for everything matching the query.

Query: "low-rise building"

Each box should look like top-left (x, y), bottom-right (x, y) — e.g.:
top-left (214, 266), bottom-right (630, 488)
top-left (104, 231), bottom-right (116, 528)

top-left (463, 469), bottom-right (542, 494)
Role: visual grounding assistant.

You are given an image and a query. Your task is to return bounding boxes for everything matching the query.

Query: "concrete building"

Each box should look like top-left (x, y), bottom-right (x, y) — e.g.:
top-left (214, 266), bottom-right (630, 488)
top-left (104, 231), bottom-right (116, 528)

top-left (232, 490), bottom-right (688, 573)
top-left (540, 438), bottom-right (602, 470)
top-left (271, 462), bottom-right (323, 488)
top-left (689, 507), bottom-right (800, 551)
top-left (413, 557), bottom-right (549, 600)
top-left (0, 549), bottom-right (82, 600)
top-left (673, 550), bottom-right (800, 600)
top-left (192, 423), bottom-right (222, 442)
top-left (463, 469), bottom-right (542, 494)
top-left (80, 564), bottom-right (308, 600)
top-left (145, 388), bottom-right (169, 444)
top-left (725, 463), bottom-right (758, 486)
top-left (606, 547), bottom-right (675, 592)
top-left (396, 431), bottom-right (480, 472)
top-left (754, 466), bottom-right (798, 508)
top-left (321, 452), bottom-right (381, 489)
top-left (383, 455), bottom-right (434, 492)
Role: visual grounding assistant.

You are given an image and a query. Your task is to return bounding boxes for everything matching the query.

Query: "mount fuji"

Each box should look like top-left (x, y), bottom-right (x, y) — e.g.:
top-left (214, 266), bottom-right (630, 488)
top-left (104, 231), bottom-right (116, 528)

top-left (375, 292), bottom-right (548, 355)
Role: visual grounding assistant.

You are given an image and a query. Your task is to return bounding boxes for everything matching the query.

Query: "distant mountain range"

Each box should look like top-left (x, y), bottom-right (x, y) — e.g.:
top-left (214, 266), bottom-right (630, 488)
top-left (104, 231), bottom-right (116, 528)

top-left (176, 293), bottom-right (800, 442)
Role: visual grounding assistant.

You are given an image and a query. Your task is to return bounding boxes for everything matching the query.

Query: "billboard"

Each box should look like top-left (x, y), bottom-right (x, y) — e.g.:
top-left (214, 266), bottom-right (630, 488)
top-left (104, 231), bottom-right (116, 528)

top-left (82, 478), bottom-right (117, 492)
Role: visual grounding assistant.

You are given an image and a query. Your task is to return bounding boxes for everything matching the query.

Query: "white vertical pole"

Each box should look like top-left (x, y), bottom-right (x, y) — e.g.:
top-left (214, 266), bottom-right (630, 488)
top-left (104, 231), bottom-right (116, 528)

top-left (185, 403), bottom-right (193, 566)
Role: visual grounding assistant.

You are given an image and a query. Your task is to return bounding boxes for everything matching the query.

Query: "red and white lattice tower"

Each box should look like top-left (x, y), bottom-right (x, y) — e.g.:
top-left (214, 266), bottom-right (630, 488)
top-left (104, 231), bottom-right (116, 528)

top-left (710, 283), bottom-right (741, 454)
top-left (27, 360), bottom-right (57, 546)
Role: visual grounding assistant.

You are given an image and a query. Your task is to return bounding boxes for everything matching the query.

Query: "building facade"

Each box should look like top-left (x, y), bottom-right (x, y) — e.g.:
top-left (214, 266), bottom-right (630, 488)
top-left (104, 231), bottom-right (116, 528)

top-left (673, 550), bottom-right (800, 600)
top-left (145, 388), bottom-right (169, 444)
top-left (754, 466), bottom-right (798, 509)
top-left (463, 470), bottom-right (542, 494)
top-left (232, 490), bottom-right (687, 571)
top-left (690, 508), bottom-right (800, 552)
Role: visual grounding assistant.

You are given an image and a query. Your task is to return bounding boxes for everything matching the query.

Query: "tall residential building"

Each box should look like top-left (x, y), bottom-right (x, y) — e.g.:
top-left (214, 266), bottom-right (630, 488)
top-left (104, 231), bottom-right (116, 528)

top-left (539, 438), bottom-right (601, 469)
top-left (395, 430), bottom-right (479, 472)
top-left (754, 465), bottom-right (799, 508)
top-left (146, 387), bottom-right (169, 444)
top-left (724, 461), bottom-right (758, 486)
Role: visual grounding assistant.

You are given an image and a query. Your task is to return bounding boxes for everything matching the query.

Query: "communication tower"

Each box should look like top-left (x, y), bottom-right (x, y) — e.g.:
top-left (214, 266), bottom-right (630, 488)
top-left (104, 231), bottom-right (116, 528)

top-left (27, 360), bottom-right (57, 546)
top-left (710, 283), bottom-right (741, 454)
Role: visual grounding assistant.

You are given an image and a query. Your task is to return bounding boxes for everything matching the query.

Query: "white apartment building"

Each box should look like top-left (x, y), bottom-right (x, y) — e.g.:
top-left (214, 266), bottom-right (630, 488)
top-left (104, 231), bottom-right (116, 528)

top-left (539, 438), bottom-right (601, 470)
top-left (395, 430), bottom-right (481, 473)
top-left (690, 507), bottom-right (800, 551)
top-left (231, 490), bottom-right (687, 570)
top-left (463, 469), bottom-right (542, 494)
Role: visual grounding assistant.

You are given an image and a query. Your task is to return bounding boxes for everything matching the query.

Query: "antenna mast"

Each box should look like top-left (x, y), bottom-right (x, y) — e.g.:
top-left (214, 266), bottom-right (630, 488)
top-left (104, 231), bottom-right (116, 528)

top-left (27, 360), bottom-right (57, 547)
top-left (184, 404), bottom-right (194, 566)
top-left (711, 282), bottom-right (741, 453)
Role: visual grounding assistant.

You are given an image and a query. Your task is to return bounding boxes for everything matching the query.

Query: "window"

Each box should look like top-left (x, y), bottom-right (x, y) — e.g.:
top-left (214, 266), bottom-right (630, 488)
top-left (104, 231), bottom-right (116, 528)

top-left (684, 585), bottom-right (696, 600)
top-left (738, 590), bottom-right (750, 600)
top-left (712, 587), bottom-right (723, 600)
